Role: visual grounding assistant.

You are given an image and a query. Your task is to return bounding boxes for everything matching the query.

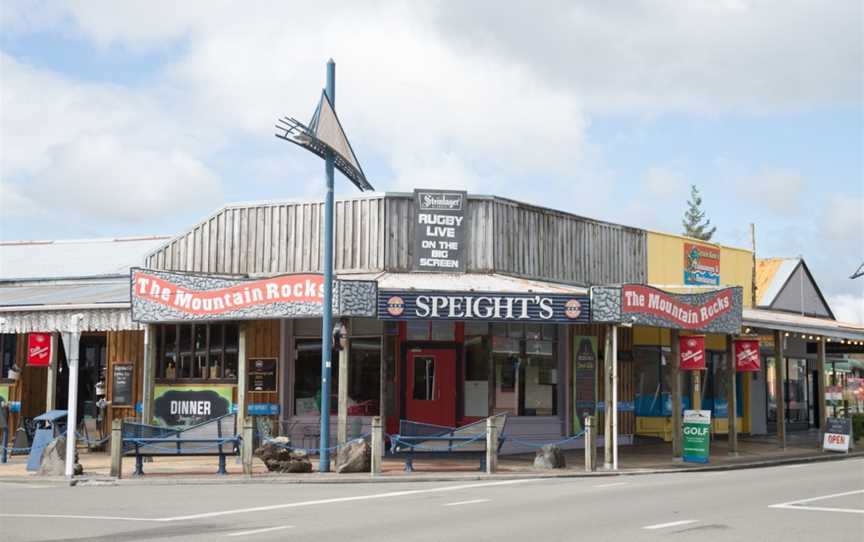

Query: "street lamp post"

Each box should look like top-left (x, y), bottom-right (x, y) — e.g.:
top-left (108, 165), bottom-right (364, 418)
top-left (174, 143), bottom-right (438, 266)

top-left (275, 59), bottom-right (374, 473)
top-left (319, 59), bottom-right (336, 472)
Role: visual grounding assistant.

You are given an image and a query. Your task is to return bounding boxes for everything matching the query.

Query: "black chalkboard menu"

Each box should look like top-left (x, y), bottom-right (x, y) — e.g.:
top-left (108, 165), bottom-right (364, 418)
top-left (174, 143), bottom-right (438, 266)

top-left (248, 358), bottom-right (277, 392)
top-left (112, 364), bottom-right (134, 406)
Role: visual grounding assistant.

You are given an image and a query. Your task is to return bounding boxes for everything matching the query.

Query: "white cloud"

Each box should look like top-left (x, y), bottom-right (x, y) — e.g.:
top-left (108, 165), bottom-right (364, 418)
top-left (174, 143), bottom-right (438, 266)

top-left (734, 169), bottom-right (806, 213)
top-left (0, 53), bottom-right (223, 226)
top-left (819, 195), bottom-right (864, 247)
top-left (645, 167), bottom-right (687, 199)
top-left (828, 293), bottom-right (864, 325)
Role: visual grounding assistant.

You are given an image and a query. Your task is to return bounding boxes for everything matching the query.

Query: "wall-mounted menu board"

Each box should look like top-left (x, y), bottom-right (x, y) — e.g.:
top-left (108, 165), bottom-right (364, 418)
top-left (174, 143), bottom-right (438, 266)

top-left (112, 363), bottom-right (134, 406)
top-left (248, 358), bottom-right (277, 392)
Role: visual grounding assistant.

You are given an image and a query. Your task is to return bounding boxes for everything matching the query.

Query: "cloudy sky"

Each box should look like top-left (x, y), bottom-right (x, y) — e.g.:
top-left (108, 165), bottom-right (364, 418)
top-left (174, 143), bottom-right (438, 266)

top-left (1, 1), bottom-right (862, 321)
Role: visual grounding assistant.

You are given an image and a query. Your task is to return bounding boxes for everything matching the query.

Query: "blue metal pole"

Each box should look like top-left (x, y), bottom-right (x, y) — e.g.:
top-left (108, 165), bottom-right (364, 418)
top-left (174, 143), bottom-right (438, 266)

top-left (319, 59), bottom-right (336, 472)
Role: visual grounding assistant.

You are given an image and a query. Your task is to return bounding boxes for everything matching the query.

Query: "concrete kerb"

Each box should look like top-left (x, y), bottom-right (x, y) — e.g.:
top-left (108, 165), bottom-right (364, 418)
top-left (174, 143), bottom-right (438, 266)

top-left (1, 450), bottom-right (861, 487)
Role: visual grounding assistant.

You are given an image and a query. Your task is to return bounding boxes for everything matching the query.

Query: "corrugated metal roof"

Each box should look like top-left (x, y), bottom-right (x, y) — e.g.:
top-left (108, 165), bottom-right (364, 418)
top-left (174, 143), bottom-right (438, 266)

top-left (743, 308), bottom-right (864, 341)
top-left (755, 258), bottom-right (799, 306)
top-left (0, 279), bottom-right (130, 308)
top-left (0, 236), bottom-right (169, 281)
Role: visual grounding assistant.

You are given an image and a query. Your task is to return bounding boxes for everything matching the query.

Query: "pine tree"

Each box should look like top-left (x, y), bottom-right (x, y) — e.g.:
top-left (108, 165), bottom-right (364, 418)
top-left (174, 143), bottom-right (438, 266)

top-left (682, 185), bottom-right (716, 241)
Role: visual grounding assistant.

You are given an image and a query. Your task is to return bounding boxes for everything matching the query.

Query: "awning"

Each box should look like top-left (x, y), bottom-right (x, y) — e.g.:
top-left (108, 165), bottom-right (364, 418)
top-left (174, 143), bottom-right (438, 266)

top-left (0, 278), bottom-right (139, 332)
top-left (743, 308), bottom-right (864, 341)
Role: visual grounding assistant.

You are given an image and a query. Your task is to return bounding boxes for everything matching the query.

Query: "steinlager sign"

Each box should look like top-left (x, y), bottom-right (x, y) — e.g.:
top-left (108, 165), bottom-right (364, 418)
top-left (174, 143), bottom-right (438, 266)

top-left (682, 409), bottom-right (712, 463)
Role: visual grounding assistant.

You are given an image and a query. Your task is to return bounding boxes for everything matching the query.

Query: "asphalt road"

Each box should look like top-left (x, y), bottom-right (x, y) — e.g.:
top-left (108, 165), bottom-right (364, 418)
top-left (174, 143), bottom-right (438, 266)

top-left (1, 459), bottom-right (862, 542)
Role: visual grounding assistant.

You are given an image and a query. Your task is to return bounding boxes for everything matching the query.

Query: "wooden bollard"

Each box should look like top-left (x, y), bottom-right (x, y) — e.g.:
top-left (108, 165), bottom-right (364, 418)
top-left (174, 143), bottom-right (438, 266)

top-left (110, 419), bottom-right (123, 478)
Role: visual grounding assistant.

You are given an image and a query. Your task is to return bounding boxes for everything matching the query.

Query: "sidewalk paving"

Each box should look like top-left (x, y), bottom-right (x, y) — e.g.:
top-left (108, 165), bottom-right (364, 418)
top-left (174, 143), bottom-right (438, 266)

top-left (1, 433), bottom-right (859, 485)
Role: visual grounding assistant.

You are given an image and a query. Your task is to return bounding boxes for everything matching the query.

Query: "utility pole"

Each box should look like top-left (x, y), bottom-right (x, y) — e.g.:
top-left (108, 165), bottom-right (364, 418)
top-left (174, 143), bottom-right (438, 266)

top-left (319, 59), bottom-right (336, 472)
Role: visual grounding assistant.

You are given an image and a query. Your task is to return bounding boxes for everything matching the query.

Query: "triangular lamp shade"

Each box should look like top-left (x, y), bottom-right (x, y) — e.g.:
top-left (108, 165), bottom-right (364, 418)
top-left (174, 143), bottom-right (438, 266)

top-left (276, 91), bottom-right (373, 192)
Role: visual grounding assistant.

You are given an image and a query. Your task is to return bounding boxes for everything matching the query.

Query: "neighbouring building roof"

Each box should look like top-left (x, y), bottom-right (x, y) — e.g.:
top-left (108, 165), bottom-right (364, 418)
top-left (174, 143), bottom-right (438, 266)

top-left (754, 257), bottom-right (834, 319)
top-left (0, 236), bottom-right (170, 281)
top-left (743, 308), bottom-right (863, 342)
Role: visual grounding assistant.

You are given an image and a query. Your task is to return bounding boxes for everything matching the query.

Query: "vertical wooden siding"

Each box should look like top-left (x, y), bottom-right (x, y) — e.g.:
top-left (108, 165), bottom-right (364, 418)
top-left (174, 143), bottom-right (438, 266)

top-left (146, 199), bottom-right (387, 275)
top-left (146, 194), bottom-right (646, 286)
top-left (106, 331), bottom-right (145, 429)
top-left (492, 199), bottom-right (646, 285)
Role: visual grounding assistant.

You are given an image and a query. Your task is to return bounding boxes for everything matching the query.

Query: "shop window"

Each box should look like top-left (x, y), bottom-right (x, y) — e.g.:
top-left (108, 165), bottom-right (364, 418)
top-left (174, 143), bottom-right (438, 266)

top-left (293, 338), bottom-right (381, 416)
top-left (156, 323), bottom-right (239, 381)
top-left (406, 321), bottom-right (455, 341)
top-left (464, 335), bottom-right (489, 417)
top-left (348, 338), bottom-right (381, 415)
top-left (412, 356), bottom-right (436, 401)
top-left (1, 334), bottom-right (17, 379)
top-left (490, 324), bottom-right (557, 416)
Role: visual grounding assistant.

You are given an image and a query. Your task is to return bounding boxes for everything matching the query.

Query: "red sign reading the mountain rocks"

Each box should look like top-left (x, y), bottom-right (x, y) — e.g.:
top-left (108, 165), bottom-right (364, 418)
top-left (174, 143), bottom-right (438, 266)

top-left (132, 271), bottom-right (324, 316)
top-left (622, 285), bottom-right (734, 330)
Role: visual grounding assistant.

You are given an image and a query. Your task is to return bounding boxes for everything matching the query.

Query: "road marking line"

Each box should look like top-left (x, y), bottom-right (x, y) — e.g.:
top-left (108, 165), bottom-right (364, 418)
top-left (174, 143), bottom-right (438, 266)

top-left (772, 505), bottom-right (864, 514)
top-left (783, 464), bottom-right (809, 468)
top-left (443, 499), bottom-right (490, 507)
top-left (164, 478), bottom-right (540, 522)
top-left (0, 513), bottom-right (160, 522)
top-left (769, 489), bottom-right (864, 515)
top-left (642, 520), bottom-right (698, 530)
top-left (0, 478), bottom-right (542, 524)
top-left (593, 482), bottom-right (628, 488)
top-left (226, 525), bottom-right (294, 537)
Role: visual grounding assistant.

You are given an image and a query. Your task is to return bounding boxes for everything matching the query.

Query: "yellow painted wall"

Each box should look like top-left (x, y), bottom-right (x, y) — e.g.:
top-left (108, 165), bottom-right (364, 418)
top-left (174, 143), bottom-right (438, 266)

top-left (646, 231), bottom-right (753, 307)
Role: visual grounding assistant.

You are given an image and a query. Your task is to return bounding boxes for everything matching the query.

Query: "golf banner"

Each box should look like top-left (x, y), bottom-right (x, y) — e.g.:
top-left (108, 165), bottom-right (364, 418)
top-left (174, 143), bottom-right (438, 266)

top-left (682, 409), bottom-right (712, 463)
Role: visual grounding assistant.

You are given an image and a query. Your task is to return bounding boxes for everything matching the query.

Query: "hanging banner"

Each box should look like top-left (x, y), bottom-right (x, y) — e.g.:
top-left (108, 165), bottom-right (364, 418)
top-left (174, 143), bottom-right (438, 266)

top-left (573, 336), bottom-right (598, 433)
top-left (734, 338), bottom-right (761, 372)
top-left (682, 409), bottom-right (712, 463)
top-left (590, 285), bottom-right (743, 335)
top-left (680, 335), bottom-right (706, 370)
top-left (378, 290), bottom-right (590, 323)
top-left (684, 242), bottom-right (721, 286)
top-left (131, 268), bottom-right (377, 322)
top-left (27, 333), bottom-right (51, 366)
top-left (413, 189), bottom-right (467, 272)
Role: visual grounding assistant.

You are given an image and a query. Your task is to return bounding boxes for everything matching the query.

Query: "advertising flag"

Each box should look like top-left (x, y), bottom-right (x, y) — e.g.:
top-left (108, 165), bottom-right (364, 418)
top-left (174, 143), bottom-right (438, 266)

top-left (734, 338), bottom-right (761, 372)
top-left (679, 335), bottom-right (706, 371)
top-left (27, 333), bottom-right (51, 366)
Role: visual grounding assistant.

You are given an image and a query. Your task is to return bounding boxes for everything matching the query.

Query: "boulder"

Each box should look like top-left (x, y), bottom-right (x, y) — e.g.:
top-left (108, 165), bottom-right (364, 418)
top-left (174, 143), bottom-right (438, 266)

top-left (37, 436), bottom-right (83, 476)
top-left (337, 439), bottom-right (370, 473)
top-left (533, 444), bottom-right (566, 469)
top-left (254, 437), bottom-right (312, 473)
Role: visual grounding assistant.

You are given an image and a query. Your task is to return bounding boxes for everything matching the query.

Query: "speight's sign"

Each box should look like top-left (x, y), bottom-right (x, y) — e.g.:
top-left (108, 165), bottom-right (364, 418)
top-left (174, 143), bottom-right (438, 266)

top-left (590, 284), bottom-right (743, 334)
top-left (378, 290), bottom-right (590, 323)
top-left (131, 268), bottom-right (377, 323)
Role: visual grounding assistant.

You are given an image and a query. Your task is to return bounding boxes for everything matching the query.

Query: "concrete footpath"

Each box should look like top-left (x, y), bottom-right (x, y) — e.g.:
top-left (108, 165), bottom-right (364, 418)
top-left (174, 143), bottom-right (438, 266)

top-left (1, 433), bottom-right (860, 486)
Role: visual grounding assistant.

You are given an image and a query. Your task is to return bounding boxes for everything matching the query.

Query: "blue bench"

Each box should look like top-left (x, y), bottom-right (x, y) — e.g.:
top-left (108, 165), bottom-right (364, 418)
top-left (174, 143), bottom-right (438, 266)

top-left (122, 413), bottom-right (239, 475)
top-left (389, 415), bottom-right (508, 472)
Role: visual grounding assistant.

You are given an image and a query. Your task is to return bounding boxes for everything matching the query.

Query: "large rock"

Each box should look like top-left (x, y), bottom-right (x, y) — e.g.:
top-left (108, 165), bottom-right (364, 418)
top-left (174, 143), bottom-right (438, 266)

top-left (254, 437), bottom-right (312, 473)
top-left (337, 439), bottom-right (370, 473)
top-left (37, 436), bottom-right (83, 476)
top-left (533, 444), bottom-right (566, 469)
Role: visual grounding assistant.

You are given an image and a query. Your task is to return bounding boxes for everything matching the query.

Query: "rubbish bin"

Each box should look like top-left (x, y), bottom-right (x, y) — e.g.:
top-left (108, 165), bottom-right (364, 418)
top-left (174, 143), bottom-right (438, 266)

top-left (26, 410), bottom-right (68, 472)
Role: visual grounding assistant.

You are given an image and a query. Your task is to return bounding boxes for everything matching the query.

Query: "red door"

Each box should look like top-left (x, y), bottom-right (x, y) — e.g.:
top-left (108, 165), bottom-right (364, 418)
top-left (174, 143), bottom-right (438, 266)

top-left (406, 348), bottom-right (456, 427)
